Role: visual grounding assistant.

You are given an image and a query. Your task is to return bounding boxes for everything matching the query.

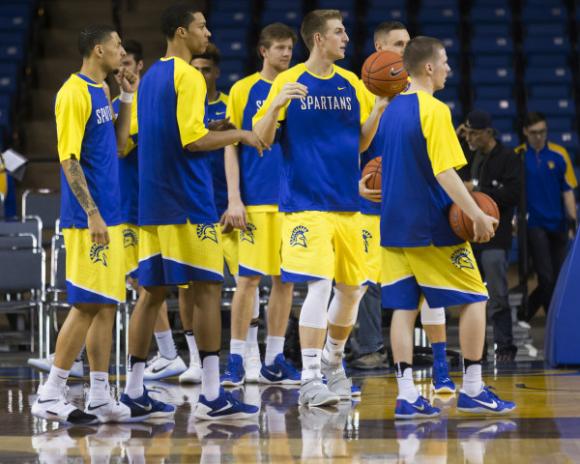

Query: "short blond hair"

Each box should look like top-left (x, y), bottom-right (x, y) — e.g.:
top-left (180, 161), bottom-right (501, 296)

top-left (300, 9), bottom-right (342, 51)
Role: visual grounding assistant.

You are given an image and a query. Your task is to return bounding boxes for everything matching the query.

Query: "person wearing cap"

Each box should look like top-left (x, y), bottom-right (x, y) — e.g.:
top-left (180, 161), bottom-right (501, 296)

top-left (462, 109), bottom-right (521, 362)
top-left (516, 112), bottom-right (578, 323)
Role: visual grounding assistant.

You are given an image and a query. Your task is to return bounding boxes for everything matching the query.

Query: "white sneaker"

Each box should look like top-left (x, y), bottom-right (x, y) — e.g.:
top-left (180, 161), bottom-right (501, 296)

top-left (28, 354), bottom-right (84, 378)
top-left (244, 345), bottom-right (262, 383)
top-left (32, 385), bottom-right (97, 424)
top-left (85, 385), bottom-right (132, 423)
top-left (179, 361), bottom-right (202, 384)
top-left (143, 353), bottom-right (187, 380)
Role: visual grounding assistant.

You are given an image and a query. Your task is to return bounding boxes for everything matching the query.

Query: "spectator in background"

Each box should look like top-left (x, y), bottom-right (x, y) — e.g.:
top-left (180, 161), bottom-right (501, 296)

top-left (462, 110), bottom-right (521, 362)
top-left (516, 112), bottom-right (578, 322)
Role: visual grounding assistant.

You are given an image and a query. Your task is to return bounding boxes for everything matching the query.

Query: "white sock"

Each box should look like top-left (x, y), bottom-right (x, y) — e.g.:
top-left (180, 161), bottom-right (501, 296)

top-left (185, 331), bottom-right (201, 365)
top-left (246, 324), bottom-right (259, 350)
top-left (154, 330), bottom-right (177, 360)
top-left (396, 366), bottom-right (419, 402)
top-left (322, 335), bottom-right (346, 367)
top-left (124, 359), bottom-right (145, 399)
top-left (265, 336), bottom-right (285, 365)
top-left (201, 355), bottom-right (220, 401)
top-left (42, 365), bottom-right (69, 398)
top-left (230, 338), bottom-right (245, 357)
top-left (89, 371), bottom-right (109, 401)
top-left (463, 363), bottom-right (484, 397)
top-left (301, 348), bottom-right (322, 382)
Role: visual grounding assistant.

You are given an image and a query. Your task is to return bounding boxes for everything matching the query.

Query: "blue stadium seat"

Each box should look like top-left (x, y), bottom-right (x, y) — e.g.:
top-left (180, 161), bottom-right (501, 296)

top-left (368, 0), bottom-right (406, 8)
top-left (527, 98), bottom-right (575, 117)
top-left (436, 85), bottom-right (459, 101)
top-left (474, 85), bottom-right (513, 99)
top-left (474, 98), bottom-right (517, 118)
top-left (318, 0), bottom-right (355, 9)
top-left (213, 37), bottom-right (248, 59)
top-left (210, 10), bottom-right (252, 27)
top-left (422, 0), bottom-right (458, 7)
top-left (470, 6), bottom-right (512, 22)
top-left (419, 24), bottom-right (458, 37)
top-left (471, 36), bottom-right (514, 54)
top-left (525, 66), bottom-right (572, 85)
top-left (527, 85), bottom-right (571, 99)
top-left (525, 23), bottom-right (567, 37)
top-left (261, 0), bottom-right (299, 10)
top-left (208, 27), bottom-right (248, 41)
top-left (472, 55), bottom-right (513, 68)
top-left (499, 132), bottom-right (518, 146)
top-left (472, 24), bottom-right (510, 37)
top-left (261, 10), bottom-right (302, 27)
top-left (0, 63), bottom-right (18, 94)
top-left (471, 66), bottom-right (514, 85)
top-left (522, 5), bottom-right (567, 23)
top-left (418, 6), bottom-right (459, 24)
top-left (492, 118), bottom-right (515, 133)
top-left (442, 100), bottom-right (462, 119)
top-left (545, 118), bottom-right (574, 132)
top-left (365, 7), bottom-right (407, 26)
top-left (551, 132), bottom-right (579, 152)
top-left (527, 54), bottom-right (568, 67)
top-left (0, 42), bottom-right (24, 63)
top-left (210, 0), bottom-right (252, 10)
top-left (523, 36), bottom-right (569, 54)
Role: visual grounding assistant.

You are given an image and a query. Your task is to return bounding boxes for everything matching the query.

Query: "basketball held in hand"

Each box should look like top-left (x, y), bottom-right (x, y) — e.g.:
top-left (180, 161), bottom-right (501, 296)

top-left (361, 156), bottom-right (382, 190)
top-left (449, 192), bottom-right (500, 242)
top-left (362, 51), bottom-right (408, 98)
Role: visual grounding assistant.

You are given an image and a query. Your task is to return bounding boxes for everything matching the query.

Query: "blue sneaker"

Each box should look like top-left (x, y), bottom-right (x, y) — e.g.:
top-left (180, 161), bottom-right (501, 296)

top-left (457, 386), bottom-right (516, 414)
top-left (351, 384), bottom-right (362, 398)
top-left (395, 396), bottom-right (441, 419)
top-left (432, 361), bottom-right (456, 394)
top-left (220, 354), bottom-right (245, 387)
top-left (259, 354), bottom-right (301, 385)
top-left (193, 388), bottom-right (259, 421)
top-left (119, 386), bottom-right (176, 422)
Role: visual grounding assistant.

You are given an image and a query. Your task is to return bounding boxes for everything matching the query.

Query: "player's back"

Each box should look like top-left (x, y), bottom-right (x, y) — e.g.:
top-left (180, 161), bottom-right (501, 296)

top-left (137, 56), bottom-right (215, 226)
top-left (379, 90), bottom-right (466, 248)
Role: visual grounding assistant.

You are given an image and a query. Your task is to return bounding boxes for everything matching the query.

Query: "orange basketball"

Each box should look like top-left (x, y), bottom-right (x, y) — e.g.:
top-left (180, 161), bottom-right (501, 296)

top-left (362, 51), bottom-right (408, 98)
top-left (361, 156), bottom-right (382, 190)
top-left (449, 192), bottom-right (500, 242)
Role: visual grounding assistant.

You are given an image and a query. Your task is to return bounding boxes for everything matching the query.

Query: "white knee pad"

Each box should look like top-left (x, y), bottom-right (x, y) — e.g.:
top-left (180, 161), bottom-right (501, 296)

top-left (327, 284), bottom-right (365, 328)
top-left (419, 299), bottom-right (446, 325)
top-left (299, 279), bottom-right (333, 329)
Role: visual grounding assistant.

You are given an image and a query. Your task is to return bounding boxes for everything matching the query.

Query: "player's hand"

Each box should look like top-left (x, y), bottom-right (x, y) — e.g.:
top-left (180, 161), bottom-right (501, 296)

top-left (464, 180), bottom-right (475, 192)
top-left (208, 117), bottom-right (236, 132)
top-left (359, 173), bottom-right (382, 203)
top-left (240, 130), bottom-right (269, 156)
top-left (219, 212), bottom-right (233, 234)
top-left (273, 82), bottom-right (308, 109)
top-left (88, 211), bottom-right (110, 245)
top-left (373, 95), bottom-right (390, 113)
top-left (472, 212), bottom-right (498, 243)
top-left (222, 198), bottom-right (247, 230)
top-left (119, 68), bottom-right (139, 93)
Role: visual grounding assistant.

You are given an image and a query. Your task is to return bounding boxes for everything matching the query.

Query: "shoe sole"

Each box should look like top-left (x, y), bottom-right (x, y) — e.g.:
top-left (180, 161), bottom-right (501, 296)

top-left (143, 369), bottom-right (187, 381)
top-left (299, 395), bottom-right (340, 407)
top-left (32, 408), bottom-right (99, 425)
top-left (221, 379), bottom-right (245, 387)
top-left (193, 411), bottom-right (259, 421)
top-left (394, 411), bottom-right (441, 419)
top-left (258, 376), bottom-right (301, 386)
top-left (457, 405), bottom-right (516, 415)
top-left (432, 386), bottom-right (456, 394)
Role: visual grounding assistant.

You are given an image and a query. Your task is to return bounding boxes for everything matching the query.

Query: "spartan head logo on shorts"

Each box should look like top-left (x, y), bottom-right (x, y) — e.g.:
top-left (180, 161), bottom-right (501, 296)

top-left (290, 225), bottom-right (308, 248)
top-left (90, 243), bottom-right (109, 267)
top-left (196, 224), bottom-right (218, 243)
top-left (451, 247), bottom-right (474, 270)
top-left (240, 223), bottom-right (256, 244)
top-left (123, 228), bottom-right (138, 248)
top-left (362, 229), bottom-right (372, 253)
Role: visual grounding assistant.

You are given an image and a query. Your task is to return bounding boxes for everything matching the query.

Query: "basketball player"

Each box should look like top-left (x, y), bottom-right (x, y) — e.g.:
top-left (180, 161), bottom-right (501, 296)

top-left (220, 23), bottom-right (300, 387)
top-left (31, 24), bottom-right (138, 423)
top-left (357, 21), bottom-right (456, 393)
top-left (375, 36), bottom-right (515, 417)
top-left (254, 10), bottom-right (387, 406)
top-left (120, 3), bottom-right (266, 421)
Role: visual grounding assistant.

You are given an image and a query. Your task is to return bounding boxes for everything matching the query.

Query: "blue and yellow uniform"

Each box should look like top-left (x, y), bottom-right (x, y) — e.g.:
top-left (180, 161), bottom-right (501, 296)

top-left (207, 91), bottom-right (239, 276)
top-left (55, 73), bottom-right (125, 304)
top-left (378, 90), bottom-right (488, 309)
top-left (137, 56), bottom-right (223, 286)
top-left (228, 72), bottom-right (284, 277)
top-left (112, 94), bottom-right (139, 278)
top-left (254, 63), bottom-right (370, 285)
top-left (516, 141), bottom-right (577, 232)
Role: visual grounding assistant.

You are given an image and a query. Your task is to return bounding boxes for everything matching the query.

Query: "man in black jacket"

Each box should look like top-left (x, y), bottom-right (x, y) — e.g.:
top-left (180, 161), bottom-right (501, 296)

top-left (462, 110), bottom-right (521, 362)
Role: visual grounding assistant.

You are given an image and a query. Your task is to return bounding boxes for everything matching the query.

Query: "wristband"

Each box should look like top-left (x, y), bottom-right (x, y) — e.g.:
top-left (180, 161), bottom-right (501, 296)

top-left (119, 90), bottom-right (134, 104)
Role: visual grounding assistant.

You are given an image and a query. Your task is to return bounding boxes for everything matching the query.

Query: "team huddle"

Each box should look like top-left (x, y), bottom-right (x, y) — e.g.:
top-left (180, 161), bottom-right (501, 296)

top-left (31, 3), bottom-right (516, 425)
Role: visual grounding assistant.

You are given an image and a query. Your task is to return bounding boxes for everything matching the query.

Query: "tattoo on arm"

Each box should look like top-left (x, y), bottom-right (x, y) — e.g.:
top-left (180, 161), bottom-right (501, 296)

top-left (63, 156), bottom-right (98, 216)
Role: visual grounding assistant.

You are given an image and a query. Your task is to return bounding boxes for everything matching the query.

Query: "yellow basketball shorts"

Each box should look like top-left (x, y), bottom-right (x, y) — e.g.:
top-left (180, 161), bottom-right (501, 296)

top-left (138, 222), bottom-right (224, 286)
top-left (380, 242), bottom-right (488, 310)
top-left (63, 225), bottom-right (126, 305)
top-left (222, 229), bottom-right (239, 276)
top-left (239, 207), bottom-right (283, 277)
top-left (281, 211), bottom-right (367, 286)
top-left (361, 213), bottom-right (381, 285)
top-left (122, 223), bottom-right (139, 278)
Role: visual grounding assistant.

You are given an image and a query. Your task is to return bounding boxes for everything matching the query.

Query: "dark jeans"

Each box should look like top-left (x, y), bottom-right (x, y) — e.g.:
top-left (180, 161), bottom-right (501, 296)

top-left (475, 248), bottom-right (513, 350)
top-left (355, 283), bottom-right (384, 355)
top-left (527, 227), bottom-right (569, 320)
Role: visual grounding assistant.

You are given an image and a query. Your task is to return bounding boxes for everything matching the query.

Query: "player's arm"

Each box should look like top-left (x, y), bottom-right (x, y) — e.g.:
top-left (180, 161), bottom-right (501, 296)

top-left (186, 128), bottom-right (265, 154)
top-left (56, 84), bottom-right (108, 244)
top-left (253, 82), bottom-right (308, 146)
top-left (113, 68), bottom-right (139, 156)
top-left (222, 144), bottom-right (247, 230)
top-left (360, 96), bottom-right (389, 153)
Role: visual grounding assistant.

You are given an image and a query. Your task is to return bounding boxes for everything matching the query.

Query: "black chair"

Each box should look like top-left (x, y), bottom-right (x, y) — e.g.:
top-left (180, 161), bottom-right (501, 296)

top-left (0, 216), bottom-right (42, 247)
top-left (22, 189), bottom-right (59, 245)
